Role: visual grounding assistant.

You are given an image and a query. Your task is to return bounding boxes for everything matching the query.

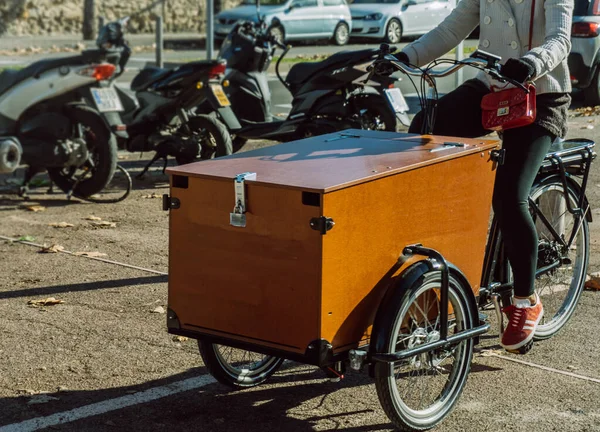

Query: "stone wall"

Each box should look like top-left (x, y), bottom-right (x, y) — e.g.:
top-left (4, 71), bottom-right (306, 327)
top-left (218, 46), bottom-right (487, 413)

top-left (0, 0), bottom-right (241, 36)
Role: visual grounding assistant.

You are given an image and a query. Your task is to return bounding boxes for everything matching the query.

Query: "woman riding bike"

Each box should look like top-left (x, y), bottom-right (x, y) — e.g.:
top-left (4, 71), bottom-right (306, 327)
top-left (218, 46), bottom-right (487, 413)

top-left (393, 0), bottom-right (573, 353)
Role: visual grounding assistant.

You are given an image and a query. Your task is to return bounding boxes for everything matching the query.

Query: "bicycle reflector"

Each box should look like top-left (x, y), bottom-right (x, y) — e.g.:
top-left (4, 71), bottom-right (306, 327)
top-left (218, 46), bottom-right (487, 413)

top-left (571, 22), bottom-right (600, 38)
top-left (78, 64), bottom-right (117, 81)
top-left (209, 62), bottom-right (227, 78)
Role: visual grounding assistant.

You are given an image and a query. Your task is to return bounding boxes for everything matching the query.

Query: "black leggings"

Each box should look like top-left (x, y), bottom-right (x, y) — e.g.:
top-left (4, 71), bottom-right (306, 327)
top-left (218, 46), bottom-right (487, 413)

top-left (409, 80), bottom-right (555, 297)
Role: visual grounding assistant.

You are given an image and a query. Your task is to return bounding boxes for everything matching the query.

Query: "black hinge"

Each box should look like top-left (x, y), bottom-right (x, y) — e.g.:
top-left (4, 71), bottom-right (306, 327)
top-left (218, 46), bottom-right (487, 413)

top-left (490, 149), bottom-right (506, 165)
top-left (162, 194), bottom-right (180, 211)
top-left (310, 216), bottom-right (335, 234)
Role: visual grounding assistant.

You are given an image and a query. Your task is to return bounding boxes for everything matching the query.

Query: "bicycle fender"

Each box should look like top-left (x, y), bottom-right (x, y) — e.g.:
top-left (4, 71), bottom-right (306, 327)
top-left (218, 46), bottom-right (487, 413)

top-left (535, 174), bottom-right (593, 222)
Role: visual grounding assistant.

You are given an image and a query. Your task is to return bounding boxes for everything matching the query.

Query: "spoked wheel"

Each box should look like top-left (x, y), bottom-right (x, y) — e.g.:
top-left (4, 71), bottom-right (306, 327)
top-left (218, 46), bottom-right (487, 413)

top-left (198, 340), bottom-right (284, 389)
top-left (352, 95), bottom-right (397, 132)
top-left (175, 114), bottom-right (232, 165)
top-left (333, 22), bottom-right (350, 46)
top-left (374, 271), bottom-right (475, 431)
top-left (268, 24), bottom-right (285, 44)
top-left (530, 179), bottom-right (589, 340)
top-left (385, 19), bottom-right (402, 44)
top-left (47, 104), bottom-right (117, 199)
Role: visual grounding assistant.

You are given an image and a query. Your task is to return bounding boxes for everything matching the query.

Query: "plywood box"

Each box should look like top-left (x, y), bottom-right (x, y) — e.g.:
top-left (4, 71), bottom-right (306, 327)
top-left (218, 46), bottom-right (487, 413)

top-left (166, 130), bottom-right (500, 363)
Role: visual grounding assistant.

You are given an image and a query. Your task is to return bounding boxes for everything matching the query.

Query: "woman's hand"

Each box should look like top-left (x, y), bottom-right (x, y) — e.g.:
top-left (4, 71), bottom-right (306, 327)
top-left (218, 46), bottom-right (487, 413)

top-left (500, 58), bottom-right (536, 83)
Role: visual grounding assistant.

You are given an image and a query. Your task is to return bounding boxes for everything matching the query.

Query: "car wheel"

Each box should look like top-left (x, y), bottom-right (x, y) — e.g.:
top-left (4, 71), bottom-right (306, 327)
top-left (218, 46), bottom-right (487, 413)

top-left (385, 19), bottom-right (402, 44)
top-left (268, 24), bottom-right (285, 44)
top-left (333, 22), bottom-right (350, 46)
top-left (584, 66), bottom-right (600, 106)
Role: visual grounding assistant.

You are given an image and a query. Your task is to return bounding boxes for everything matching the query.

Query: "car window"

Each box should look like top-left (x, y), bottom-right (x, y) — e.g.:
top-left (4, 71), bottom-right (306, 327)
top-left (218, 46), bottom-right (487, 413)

top-left (291, 0), bottom-right (318, 7)
top-left (323, 0), bottom-right (343, 5)
top-left (574, 0), bottom-right (591, 15)
top-left (352, 0), bottom-right (401, 4)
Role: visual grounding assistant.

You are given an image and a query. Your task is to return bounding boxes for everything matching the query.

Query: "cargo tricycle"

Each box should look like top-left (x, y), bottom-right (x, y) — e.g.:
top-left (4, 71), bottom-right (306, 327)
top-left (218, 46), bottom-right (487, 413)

top-left (163, 48), bottom-right (595, 431)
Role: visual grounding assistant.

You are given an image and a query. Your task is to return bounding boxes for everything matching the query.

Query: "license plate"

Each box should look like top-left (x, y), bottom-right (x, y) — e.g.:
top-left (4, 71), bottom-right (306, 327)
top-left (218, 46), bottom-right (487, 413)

top-left (211, 84), bottom-right (231, 107)
top-left (384, 88), bottom-right (409, 113)
top-left (91, 87), bottom-right (124, 113)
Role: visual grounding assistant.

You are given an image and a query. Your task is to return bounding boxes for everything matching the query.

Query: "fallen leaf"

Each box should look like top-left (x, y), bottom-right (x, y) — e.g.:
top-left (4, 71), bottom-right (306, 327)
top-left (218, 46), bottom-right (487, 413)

top-left (478, 349), bottom-right (504, 357)
top-left (28, 297), bottom-right (65, 307)
top-left (88, 221), bottom-right (117, 228)
top-left (21, 204), bottom-right (46, 212)
top-left (17, 235), bottom-right (36, 242)
top-left (39, 244), bottom-right (65, 254)
top-left (49, 222), bottom-right (74, 228)
top-left (152, 306), bottom-right (165, 314)
top-left (74, 251), bottom-right (107, 258)
top-left (27, 394), bottom-right (60, 405)
top-left (142, 193), bottom-right (161, 199)
top-left (584, 275), bottom-right (600, 291)
top-left (172, 336), bottom-right (188, 343)
top-left (85, 216), bottom-right (102, 221)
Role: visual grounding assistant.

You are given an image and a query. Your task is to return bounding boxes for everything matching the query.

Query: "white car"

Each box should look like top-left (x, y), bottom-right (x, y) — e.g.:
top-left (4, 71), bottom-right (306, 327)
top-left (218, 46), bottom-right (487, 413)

top-left (569, 0), bottom-right (600, 105)
top-left (349, 0), bottom-right (455, 44)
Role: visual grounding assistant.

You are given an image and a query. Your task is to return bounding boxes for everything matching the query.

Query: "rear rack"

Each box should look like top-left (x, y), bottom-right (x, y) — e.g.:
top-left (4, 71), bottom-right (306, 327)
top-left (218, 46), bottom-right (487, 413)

top-left (539, 138), bottom-right (596, 175)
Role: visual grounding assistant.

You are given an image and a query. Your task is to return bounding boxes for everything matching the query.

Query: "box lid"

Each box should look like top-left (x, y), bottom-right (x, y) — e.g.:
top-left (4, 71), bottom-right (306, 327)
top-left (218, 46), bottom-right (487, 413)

top-left (167, 130), bottom-right (500, 193)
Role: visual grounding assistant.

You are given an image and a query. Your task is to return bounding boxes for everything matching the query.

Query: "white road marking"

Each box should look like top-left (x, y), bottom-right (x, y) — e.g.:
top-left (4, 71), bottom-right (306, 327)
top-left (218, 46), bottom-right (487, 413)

top-left (0, 375), bottom-right (216, 432)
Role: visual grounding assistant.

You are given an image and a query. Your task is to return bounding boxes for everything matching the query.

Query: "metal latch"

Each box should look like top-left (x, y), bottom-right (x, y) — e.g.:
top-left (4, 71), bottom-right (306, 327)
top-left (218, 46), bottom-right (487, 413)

top-left (310, 216), bottom-right (335, 234)
top-left (490, 149), bottom-right (506, 165)
top-left (230, 172), bottom-right (256, 227)
top-left (162, 194), bottom-right (180, 211)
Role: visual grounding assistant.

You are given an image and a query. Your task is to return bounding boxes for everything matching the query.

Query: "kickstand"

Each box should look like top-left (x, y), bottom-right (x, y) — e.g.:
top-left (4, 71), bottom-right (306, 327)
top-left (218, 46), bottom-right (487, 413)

top-left (18, 166), bottom-right (42, 198)
top-left (137, 153), bottom-right (166, 179)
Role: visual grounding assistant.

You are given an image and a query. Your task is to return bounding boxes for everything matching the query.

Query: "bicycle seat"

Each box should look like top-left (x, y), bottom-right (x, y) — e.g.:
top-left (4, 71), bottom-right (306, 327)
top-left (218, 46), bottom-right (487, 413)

top-left (130, 67), bottom-right (173, 92)
top-left (286, 49), bottom-right (378, 87)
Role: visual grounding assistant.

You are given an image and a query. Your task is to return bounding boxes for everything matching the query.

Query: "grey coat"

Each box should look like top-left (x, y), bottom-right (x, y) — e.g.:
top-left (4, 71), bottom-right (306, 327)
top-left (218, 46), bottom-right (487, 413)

top-left (401, 0), bottom-right (573, 94)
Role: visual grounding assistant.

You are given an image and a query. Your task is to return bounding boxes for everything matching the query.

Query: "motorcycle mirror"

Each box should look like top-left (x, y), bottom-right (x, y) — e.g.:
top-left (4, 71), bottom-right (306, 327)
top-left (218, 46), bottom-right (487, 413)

top-left (118, 16), bottom-right (130, 27)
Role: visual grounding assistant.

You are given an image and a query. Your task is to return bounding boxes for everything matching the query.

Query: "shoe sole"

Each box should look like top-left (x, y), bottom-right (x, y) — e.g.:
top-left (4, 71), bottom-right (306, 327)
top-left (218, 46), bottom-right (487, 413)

top-left (500, 309), bottom-right (544, 352)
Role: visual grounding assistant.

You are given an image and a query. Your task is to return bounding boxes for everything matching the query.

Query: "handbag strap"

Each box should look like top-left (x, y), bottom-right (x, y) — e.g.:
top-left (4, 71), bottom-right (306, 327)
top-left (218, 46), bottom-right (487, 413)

top-left (529, 0), bottom-right (536, 49)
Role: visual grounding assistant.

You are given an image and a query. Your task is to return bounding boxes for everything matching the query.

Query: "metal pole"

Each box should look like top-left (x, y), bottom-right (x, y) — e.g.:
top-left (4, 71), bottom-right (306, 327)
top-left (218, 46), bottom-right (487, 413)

top-left (206, 0), bottom-right (214, 59)
top-left (98, 16), bottom-right (105, 32)
top-left (156, 16), bottom-right (164, 68)
top-left (456, 40), bottom-right (464, 87)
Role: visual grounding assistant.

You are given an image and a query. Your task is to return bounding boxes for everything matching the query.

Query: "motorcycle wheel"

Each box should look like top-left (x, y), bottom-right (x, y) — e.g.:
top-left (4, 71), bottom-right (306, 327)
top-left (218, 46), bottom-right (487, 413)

top-left (175, 114), bottom-right (232, 165)
top-left (352, 95), bottom-right (398, 132)
top-left (47, 104), bottom-right (117, 199)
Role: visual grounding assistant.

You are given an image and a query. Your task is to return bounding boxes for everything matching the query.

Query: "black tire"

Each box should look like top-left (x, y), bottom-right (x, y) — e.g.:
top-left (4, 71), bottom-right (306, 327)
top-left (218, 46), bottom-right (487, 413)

top-left (198, 340), bottom-right (284, 389)
top-left (352, 95), bottom-right (398, 132)
top-left (333, 22), bottom-right (350, 46)
top-left (385, 19), bottom-right (402, 44)
top-left (584, 67), bottom-right (600, 106)
top-left (176, 114), bottom-right (232, 165)
top-left (47, 104), bottom-right (117, 199)
top-left (530, 179), bottom-right (589, 340)
top-left (374, 271), bottom-right (475, 431)
top-left (268, 24), bottom-right (285, 44)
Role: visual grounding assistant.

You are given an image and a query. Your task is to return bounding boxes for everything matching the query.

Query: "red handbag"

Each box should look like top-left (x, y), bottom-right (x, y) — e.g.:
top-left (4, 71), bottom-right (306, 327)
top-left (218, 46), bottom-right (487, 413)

top-left (481, 84), bottom-right (537, 131)
top-left (480, 0), bottom-right (537, 131)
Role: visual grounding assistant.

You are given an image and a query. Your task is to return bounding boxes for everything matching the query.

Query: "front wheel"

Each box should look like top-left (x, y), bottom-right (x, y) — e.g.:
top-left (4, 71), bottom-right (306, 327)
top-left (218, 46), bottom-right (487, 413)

top-left (198, 340), bottom-right (284, 389)
top-left (333, 22), bottom-right (350, 46)
top-left (374, 271), bottom-right (475, 431)
top-left (385, 19), bottom-right (402, 44)
top-left (352, 95), bottom-right (397, 132)
top-left (47, 104), bottom-right (117, 199)
top-left (531, 179), bottom-right (589, 340)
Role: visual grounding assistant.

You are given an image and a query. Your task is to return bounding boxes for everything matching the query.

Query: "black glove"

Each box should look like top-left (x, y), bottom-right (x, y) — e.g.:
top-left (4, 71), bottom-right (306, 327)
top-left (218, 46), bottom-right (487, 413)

top-left (393, 51), bottom-right (410, 64)
top-left (500, 58), bottom-right (535, 83)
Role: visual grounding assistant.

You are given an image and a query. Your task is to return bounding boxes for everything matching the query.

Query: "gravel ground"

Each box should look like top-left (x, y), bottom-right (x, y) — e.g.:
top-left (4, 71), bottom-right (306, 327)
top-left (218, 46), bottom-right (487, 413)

top-left (1, 107), bottom-right (600, 431)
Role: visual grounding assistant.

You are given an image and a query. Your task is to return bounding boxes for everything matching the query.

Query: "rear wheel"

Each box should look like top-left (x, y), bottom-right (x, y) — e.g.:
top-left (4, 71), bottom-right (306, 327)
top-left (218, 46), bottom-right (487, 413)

top-left (374, 271), bottom-right (475, 431)
top-left (198, 341), bottom-right (284, 388)
top-left (385, 19), bottom-right (402, 44)
top-left (47, 104), bottom-right (117, 199)
top-left (530, 179), bottom-right (589, 340)
top-left (352, 95), bottom-right (397, 132)
top-left (175, 114), bottom-right (232, 164)
top-left (333, 22), bottom-right (350, 46)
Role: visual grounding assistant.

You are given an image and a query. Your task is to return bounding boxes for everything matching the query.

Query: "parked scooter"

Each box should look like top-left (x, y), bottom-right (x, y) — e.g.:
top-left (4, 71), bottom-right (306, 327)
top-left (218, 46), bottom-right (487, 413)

top-left (197, 0), bottom-right (409, 151)
top-left (0, 48), bottom-right (121, 199)
top-left (94, 18), bottom-right (234, 177)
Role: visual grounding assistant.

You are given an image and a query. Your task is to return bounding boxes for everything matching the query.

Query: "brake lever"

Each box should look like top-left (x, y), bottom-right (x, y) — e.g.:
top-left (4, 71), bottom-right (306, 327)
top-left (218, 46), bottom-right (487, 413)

top-left (488, 69), bottom-right (530, 92)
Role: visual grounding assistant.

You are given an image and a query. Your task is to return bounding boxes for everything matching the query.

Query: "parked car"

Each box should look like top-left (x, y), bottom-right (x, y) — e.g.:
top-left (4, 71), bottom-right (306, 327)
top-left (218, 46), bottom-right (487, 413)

top-left (214, 0), bottom-right (352, 45)
top-left (569, 0), bottom-right (600, 105)
top-left (349, 0), bottom-right (455, 44)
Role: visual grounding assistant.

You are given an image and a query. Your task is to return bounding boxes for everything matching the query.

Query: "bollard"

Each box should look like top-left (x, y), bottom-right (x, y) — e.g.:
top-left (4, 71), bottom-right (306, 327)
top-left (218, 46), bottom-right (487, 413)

top-left (156, 16), bottom-right (164, 68)
top-left (206, 0), bottom-right (214, 60)
top-left (98, 16), bottom-right (105, 32)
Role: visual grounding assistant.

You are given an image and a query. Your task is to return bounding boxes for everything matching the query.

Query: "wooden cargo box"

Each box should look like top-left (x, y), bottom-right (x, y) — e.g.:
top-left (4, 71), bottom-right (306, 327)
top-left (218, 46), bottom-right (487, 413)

top-left (166, 130), bottom-right (500, 363)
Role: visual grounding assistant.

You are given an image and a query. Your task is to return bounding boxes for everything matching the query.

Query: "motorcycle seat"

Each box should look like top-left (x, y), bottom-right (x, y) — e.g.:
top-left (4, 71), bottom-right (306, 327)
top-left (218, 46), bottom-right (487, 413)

top-left (0, 55), bottom-right (87, 95)
top-left (130, 67), bottom-right (173, 92)
top-left (285, 48), bottom-right (378, 87)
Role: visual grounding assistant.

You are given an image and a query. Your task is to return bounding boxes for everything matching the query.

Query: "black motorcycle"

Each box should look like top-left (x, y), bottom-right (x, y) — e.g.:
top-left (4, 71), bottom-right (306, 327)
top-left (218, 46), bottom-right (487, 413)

top-left (198, 2), bottom-right (409, 151)
top-left (94, 19), bottom-right (235, 177)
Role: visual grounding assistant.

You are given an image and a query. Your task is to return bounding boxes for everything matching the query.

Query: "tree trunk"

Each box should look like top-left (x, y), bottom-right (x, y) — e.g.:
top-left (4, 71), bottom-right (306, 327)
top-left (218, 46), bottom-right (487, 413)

top-left (82, 0), bottom-right (96, 40)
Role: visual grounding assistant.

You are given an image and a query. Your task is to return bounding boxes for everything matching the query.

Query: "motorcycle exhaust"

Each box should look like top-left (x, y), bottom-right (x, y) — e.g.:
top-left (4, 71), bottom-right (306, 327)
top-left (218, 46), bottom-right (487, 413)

top-left (0, 137), bottom-right (22, 174)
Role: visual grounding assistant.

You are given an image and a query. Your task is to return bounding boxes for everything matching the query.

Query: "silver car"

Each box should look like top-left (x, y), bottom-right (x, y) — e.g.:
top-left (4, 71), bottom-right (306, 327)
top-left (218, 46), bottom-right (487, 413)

top-left (349, 0), bottom-right (455, 44)
top-left (215, 0), bottom-right (353, 45)
top-left (569, 0), bottom-right (600, 105)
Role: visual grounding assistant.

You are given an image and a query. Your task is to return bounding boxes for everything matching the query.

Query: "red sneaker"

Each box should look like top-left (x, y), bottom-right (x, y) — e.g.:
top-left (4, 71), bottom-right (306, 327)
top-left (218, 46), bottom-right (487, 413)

top-left (500, 294), bottom-right (543, 353)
